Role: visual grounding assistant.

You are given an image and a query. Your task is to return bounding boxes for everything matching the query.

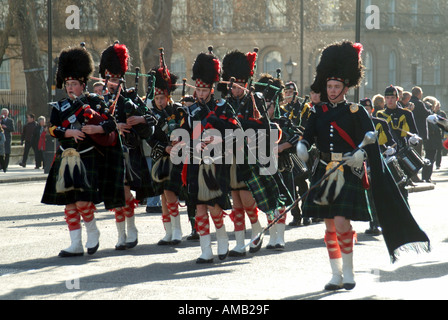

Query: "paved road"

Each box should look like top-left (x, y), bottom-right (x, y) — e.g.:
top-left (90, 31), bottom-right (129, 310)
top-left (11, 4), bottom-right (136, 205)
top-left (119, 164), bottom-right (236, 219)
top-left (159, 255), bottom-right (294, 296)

top-left (0, 161), bottom-right (448, 302)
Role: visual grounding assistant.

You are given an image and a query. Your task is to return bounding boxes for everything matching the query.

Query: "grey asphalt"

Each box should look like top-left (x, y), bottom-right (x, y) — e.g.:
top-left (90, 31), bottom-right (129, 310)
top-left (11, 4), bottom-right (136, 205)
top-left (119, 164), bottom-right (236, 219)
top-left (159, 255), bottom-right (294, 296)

top-left (0, 160), bottom-right (447, 301)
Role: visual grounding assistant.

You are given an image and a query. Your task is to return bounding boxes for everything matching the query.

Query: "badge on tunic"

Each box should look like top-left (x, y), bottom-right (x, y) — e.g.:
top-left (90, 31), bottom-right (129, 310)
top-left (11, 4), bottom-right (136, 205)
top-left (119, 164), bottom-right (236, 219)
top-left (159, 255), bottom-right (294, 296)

top-left (350, 103), bottom-right (359, 113)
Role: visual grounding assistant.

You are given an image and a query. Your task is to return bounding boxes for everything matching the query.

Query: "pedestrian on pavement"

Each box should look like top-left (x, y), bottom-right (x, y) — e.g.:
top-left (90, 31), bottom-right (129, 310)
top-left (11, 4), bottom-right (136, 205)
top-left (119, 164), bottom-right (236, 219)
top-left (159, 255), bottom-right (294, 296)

top-left (19, 113), bottom-right (38, 168)
top-left (411, 86), bottom-right (431, 157)
top-left (1, 108), bottom-right (14, 171)
top-left (32, 116), bottom-right (46, 169)
top-left (0, 125), bottom-right (6, 172)
top-left (422, 96), bottom-right (443, 183)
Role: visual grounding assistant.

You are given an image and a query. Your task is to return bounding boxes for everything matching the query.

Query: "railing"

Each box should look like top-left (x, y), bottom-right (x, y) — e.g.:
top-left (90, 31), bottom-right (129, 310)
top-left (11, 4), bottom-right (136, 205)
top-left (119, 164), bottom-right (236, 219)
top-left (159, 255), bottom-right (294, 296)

top-left (0, 90), bottom-right (27, 136)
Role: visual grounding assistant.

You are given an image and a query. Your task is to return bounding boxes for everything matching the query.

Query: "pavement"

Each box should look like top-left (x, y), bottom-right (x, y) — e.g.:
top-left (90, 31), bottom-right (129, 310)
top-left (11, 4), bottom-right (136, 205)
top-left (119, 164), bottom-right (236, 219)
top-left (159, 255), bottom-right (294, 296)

top-left (0, 165), bottom-right (48, 184)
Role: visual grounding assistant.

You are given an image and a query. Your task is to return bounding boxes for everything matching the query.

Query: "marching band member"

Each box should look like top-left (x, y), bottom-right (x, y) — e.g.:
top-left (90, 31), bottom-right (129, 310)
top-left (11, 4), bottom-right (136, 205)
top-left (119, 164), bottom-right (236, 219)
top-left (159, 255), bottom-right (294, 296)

top-left (178, 49), bottom-right (237, 263)
top-left (99, 42), bottom-right (157, 250)
top-left (217, 50), bottom-right (265, 256)
top-left (255, 74), bottom-right (296, 250)
top-left (296, 41), bottom-right (429, 290)
top-left (42, 45), bottom-right (125, 257)
top-left (147, 52), bottom-right (185, 246)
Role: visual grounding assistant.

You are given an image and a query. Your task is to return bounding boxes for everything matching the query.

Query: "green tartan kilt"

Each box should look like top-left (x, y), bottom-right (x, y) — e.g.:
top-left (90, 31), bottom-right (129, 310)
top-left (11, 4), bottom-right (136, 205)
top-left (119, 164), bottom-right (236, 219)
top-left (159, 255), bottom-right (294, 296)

top-left (244, 162), bottom-right (290, 216)
top-left (98, 143), bottom-right (126, 210)
top-left (41, 147), bottom-right (102, 206)
top-left (303, 162), bottom-right (371, 221)
top-left (126, 147), bottom-right (156, 201)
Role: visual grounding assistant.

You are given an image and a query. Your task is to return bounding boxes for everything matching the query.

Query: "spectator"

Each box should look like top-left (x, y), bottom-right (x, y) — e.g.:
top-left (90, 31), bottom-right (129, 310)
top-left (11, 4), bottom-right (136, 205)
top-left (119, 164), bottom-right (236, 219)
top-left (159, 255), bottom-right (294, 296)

top-left (435, 103), bottom-right (447, 169)
top-left (421, 96), bottom-right (442, 183)
top-left (372, 94), bottom-right (385, 116)
top-left (33, 116), bottom-right (47, 169)
top-left (0, 125), bottom-right (5, 172)
top-left (19, 113), bottom-right (38, 168)
top-left (93, 81), bottom-right (106, 96)
top-left (1, 108), bottom-right (14, 171)
top-left (402, 91), bottom-right (412, 106)
top-left (410, 86), bottom-right (430, 156)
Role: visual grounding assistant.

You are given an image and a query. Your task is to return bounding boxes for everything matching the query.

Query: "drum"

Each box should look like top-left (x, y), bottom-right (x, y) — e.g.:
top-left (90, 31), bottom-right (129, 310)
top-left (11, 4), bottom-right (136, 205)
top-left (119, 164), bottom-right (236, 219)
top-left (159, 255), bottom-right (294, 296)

top-left (385, 156), bottom-right (407, 187)
top-left (396, 146), bottom-right (428, 178)
top-left (291, 153), bottom-right (309, 180)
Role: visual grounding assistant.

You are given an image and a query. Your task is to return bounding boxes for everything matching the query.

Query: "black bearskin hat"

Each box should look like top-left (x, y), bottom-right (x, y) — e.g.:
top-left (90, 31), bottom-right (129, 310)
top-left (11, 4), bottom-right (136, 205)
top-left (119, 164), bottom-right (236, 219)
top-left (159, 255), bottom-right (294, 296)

top-left (152, 66), bottom-right (179, 96)
top-left (56, 45), bottom-right (94, 89)
top-left (254, 73), bottom-right (284, 103)
top-left (217, 50), bottom-right (257, 96)
top-left (99, 42), bottom-right (130, 78)
top-left (192, 49), bottom-right (221, 88)
top-left (310, 41), bottom-right (365, 101)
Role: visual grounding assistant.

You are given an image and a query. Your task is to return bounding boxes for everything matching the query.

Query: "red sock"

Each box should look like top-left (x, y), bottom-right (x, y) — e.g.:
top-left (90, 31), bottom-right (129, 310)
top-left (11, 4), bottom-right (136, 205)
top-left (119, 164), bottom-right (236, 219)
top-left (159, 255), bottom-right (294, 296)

top-left (65, 207), bottom-right (81, 231)
top-left (195, 214), bottom-right (210, 236)
top-left (230, 208), bottom-right (245, 232)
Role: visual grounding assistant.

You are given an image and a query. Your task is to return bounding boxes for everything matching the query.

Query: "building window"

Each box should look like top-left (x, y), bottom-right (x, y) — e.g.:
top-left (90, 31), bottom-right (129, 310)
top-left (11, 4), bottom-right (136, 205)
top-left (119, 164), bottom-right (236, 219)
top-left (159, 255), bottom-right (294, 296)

top-left (364, 51), bottom-right (373, 90)
top-left (213, 0), bottom-right (233, 31)
top-left (318, 0), bottom-right (340, 27)
top-left (411, 0), bottom-right (418, 28)
top-left (263, 51), bottom-right (282, 77)
top-left (0, 56), bottom-right (11, 90)
top-left (434, 55), bottom-right (441, 86)
top-left (0, 0), bottom-right (8, 30)
top-left (388, 0), bottom-right (396, 27)
top-left (266, 0), bottom-right (287, 30)
top-left (171, 52), bottom-right (186, 83)
top-left (80, 2), bottom-right (98, 31)
top-left (388, 51), bottom-right (397, 85)
top-left (172, 0), bottom-right (188, 32)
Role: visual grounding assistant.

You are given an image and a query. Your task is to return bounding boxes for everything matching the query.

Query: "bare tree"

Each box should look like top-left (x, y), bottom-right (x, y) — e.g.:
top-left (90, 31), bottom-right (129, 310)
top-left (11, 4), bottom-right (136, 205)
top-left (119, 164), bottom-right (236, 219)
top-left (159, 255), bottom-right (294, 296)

top-left (9, 0), bottom-right (48, 117)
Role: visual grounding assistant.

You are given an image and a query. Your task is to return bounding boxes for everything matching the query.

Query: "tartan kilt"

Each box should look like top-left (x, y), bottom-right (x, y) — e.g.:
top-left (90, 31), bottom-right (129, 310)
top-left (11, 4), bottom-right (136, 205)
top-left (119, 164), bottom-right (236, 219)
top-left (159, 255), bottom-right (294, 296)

top-left (41, 147), bottom-right (102, 206)
top-left (97, 143), bottom-right (126, 210)
top-left (186, 162), bottom-right (232, 210)
top-left (244, 162), bottom-right (290, 216)
top-left (302, 161), bottom-right (371, 221)
top-left (162, 162), bottom-right (184, 196)
top-left (126, 146), bottom-right (156, 201)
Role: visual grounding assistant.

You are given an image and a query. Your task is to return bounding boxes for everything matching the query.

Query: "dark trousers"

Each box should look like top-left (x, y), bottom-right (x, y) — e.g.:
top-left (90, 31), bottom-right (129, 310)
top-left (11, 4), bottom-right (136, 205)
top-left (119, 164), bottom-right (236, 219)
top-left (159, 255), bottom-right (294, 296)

top-left (35, 149), bottom-right (44, 168)
top-left (422, 148), bottom-right (437, 181)
top-left (0, 155), bottom-right (5, 172)
top-left (21, 141), bottom-right (38, 166)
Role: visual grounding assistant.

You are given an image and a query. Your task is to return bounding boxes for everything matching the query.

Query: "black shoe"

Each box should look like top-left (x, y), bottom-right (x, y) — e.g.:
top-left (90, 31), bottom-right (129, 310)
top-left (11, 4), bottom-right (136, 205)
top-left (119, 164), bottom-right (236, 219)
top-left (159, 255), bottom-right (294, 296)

top-left (288, 218), bottom-right (301, 227)
top-left (187, 230), bottom-right (200, 241)
top-left (365, 227), bottom-right (382, 236)
top-left (218, 249), bottom-right (229, 260)
top-left (324, 283), bottom-right (343, 291)
top-left (87, 243), bottom-right (100, 255)
top-left (157, 239), bottom-right (172, 246)
top-left (115, 244), bottom-right (127, 250)
top-left (343, 282), bottom-right (356, 290)
top-left (125, 239), bottom-right (138, 249)
top-left (196, 257), bottom-right (214, 264)
top-left (19, 162), bottom-right (26, 168)
top-left (34, 166), bottom-right (40, 169)
top-left (249, 239), bottom-right (263, 253)
top-left (59, 250), bottom-right (84, 258)
top-left (303, 218), bottom-right (311, 226)
top-left (229, 250), bottom-right (246, 257)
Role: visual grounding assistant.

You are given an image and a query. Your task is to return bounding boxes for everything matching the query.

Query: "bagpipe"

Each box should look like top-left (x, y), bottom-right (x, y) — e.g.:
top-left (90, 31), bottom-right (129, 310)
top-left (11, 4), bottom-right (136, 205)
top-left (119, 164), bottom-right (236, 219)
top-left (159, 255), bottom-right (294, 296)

top-left (72, 94), bottom-right (118, 147)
